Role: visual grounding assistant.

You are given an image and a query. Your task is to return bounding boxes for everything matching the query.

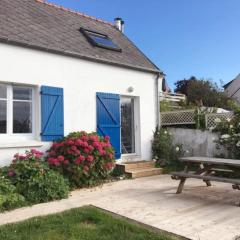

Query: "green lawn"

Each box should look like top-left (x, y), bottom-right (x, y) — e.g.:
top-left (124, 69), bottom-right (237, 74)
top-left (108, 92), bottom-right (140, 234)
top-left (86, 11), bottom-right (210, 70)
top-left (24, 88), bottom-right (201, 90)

top-left (0, 206), bottom-right (183, 240)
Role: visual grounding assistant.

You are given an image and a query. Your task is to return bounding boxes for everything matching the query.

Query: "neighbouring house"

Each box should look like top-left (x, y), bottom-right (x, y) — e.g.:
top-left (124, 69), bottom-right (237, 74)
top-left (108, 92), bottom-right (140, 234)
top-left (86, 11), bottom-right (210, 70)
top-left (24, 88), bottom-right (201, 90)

top-left (224, 73), bottom-right (240, 103)
top-left (0, 0), bottom-right (163, 166)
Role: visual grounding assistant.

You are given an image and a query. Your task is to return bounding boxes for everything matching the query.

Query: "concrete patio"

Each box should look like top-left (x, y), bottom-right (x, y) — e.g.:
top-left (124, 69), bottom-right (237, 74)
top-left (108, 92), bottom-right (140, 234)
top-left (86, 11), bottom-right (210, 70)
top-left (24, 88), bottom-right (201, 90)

top-left (0, 175), bottom-right (240, 240)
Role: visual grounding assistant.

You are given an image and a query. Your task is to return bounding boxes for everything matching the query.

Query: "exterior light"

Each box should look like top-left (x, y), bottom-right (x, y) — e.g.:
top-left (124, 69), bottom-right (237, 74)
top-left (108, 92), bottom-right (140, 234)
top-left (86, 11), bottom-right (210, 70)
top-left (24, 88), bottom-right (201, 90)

top-left (128, 86), bottom-right (134, 93)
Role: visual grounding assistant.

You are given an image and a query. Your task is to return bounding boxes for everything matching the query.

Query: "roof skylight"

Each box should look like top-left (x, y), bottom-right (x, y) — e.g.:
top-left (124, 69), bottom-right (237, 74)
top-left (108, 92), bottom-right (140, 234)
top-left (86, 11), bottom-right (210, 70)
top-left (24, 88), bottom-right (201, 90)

top-left (80, 28), bottom-right (121, 52)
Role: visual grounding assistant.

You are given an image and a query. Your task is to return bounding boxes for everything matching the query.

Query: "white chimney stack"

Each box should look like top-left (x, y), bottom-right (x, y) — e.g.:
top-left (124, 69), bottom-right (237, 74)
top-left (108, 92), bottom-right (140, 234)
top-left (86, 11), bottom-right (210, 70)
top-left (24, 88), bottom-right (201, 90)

top-left (114, 17), bottom-right (124, 33)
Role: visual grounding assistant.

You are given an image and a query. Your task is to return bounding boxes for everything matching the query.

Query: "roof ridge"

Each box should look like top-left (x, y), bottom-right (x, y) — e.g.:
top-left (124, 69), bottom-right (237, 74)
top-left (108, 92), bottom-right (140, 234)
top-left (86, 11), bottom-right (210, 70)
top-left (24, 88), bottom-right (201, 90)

top-left (35, 0), bottom-right (114, 27)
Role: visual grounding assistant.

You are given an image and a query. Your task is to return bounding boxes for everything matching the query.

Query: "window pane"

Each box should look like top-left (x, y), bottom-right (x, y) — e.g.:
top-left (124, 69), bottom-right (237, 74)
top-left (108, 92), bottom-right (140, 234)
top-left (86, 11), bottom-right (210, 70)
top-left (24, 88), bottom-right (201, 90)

top-left (0, 84), bottom-right (7, 99)
top-left (13, 102), bottom-right (32, 133)
top-left (90, 34), bottom-right (119, 48)
top-left (0, 100), bottom-right (7, 133)
top-left (13, 86), bottom-right (32, 100)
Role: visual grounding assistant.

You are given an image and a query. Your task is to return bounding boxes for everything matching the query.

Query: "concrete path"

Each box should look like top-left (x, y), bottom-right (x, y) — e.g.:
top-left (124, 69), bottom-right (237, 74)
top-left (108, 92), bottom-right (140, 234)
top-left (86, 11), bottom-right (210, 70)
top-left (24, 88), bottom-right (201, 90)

top-left (0, 175), bottom-right (240, 240)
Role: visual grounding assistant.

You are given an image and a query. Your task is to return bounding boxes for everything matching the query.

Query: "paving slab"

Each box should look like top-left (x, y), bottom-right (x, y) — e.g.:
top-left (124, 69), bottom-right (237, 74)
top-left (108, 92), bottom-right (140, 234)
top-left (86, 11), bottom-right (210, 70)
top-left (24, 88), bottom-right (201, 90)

top-left (0, 175), bottom-right (240, 240)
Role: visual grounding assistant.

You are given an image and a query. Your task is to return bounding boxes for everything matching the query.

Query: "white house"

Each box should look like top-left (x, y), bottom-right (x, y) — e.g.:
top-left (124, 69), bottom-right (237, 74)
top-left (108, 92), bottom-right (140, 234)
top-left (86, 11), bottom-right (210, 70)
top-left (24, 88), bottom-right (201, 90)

top-left (0, 0), bottom-right (163, 166)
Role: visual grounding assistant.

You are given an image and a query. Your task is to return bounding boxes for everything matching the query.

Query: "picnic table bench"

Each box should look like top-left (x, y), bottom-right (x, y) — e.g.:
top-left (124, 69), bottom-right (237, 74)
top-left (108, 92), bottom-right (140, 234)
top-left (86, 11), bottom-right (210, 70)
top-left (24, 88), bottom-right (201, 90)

top-left (171, 157), bottom-right (240, 206)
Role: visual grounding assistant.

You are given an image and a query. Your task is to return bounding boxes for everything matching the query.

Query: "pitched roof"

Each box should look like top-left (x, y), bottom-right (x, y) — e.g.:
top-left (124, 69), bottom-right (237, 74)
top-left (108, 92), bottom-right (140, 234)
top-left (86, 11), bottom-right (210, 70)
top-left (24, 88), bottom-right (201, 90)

top-left (0, 0), bottom-right (160, 73)
top-left (224, 74), bottom-right (240, 97)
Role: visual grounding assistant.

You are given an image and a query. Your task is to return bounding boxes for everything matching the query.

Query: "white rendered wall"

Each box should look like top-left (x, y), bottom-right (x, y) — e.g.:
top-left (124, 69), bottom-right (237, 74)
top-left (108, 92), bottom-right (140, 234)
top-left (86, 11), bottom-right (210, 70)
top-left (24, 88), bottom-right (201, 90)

top-left (0, 43), bottom-right (159, 166)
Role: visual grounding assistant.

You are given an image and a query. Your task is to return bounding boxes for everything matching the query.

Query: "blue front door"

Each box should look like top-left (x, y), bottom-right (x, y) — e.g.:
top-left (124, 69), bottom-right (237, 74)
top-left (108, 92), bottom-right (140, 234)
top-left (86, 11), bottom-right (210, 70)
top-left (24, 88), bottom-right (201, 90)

top-left (96, 92), bottom-right (121, 159)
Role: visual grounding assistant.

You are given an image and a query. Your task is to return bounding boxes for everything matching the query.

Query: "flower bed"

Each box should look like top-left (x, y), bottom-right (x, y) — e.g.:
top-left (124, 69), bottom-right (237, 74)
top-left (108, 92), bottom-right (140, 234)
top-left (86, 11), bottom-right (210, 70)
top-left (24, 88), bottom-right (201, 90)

top-left (0, 131), bottom-right (115, 212)
top-left (1, 149), bottom-right (69, 207)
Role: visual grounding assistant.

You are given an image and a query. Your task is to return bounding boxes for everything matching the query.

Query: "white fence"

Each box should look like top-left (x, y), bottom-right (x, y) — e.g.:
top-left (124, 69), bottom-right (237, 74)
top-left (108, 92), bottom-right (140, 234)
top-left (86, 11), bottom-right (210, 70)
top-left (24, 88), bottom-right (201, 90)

top-left (159, 92), bottom-right (186, 102)
top-left (161, 109), bottom-right (234, 129)
top-left (205, 112), bottom-right (234, 129)
top-left (160, 110), bottom-right (195, 126)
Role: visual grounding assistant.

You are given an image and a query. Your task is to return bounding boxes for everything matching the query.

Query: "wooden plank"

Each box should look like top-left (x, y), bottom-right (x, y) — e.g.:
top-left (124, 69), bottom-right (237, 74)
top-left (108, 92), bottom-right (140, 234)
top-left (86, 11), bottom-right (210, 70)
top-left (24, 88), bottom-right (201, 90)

top-left (171, 172), bottom-right (240, 185)
top-left (180, 157), bottom-right (240, 167)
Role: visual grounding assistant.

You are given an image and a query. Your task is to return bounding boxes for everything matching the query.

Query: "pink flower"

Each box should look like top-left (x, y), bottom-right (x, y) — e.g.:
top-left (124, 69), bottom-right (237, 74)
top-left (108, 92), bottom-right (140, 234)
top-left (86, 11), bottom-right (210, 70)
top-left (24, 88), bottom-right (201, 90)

top-left (48, 158), bottom-right (60, 166)
top-left (75, 139), bottom-right (83, 146)
top-left (89, 135), bottom-right (99, 142)
top-left (108, 153), bottom-right (114, 159)
top-left (82, 142), bottom-right (89, 148)
top-left (75, 155), bottom-right (85, 165)
top-left (49, 151), bottom-right (56, 157)
top-left (75, 149), bottom-right (80, 155)
top-left (81, 135), bottom-right (89, 142)
top-left (35, 153), bottom-right (42, 159)
top-left (88, 145), bottom-right (94, 151)
top-left (93, 142), bottom-right (100, 148)
top-left (52, 143), bottom-right (58, 148)
top-left (105, 162), bottom-right (114, 170)
top-left (57, 155), bottom-right (65, 162)
top-left (71, 145), bottom-right (77, 151)
top-left (96, 146), bottom-right (103, 152)
top-left (99, 150), bottom-right (106, 156)
top-left (74, 159), bottom-right (81, 165)
top-left (104, 136), bottom-right (110, 141)
top-left (84, 148), bottom-right (90, 154)
top-left (31, 149), bottom-right (43, 156)
top-left (83, 165), bottom-right (89, 172)
top-left (66, 140), bottom-right (74, 145)
top-left (79, 155), bottom-right (85, 161)
top-left (63, 160), bottom-right (69, 165)
top-left (8, 170), bottom-right (15, 177)
top-left (86, 155), bottom-right (94, 162)
top-left (54, 161), bottom-right (60, 166)
top-left (67, 149), bottom-right (74, 155)
top-left (48, 158), bottom-right (54, 165)
top-left (19, 155), bottom-right (26, 160)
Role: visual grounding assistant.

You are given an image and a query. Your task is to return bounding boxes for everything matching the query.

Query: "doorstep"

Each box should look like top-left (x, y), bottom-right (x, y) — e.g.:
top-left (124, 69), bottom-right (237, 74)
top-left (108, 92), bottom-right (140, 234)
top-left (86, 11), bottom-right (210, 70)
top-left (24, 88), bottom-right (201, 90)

top-left (116, 160), bottom-right (163, 179)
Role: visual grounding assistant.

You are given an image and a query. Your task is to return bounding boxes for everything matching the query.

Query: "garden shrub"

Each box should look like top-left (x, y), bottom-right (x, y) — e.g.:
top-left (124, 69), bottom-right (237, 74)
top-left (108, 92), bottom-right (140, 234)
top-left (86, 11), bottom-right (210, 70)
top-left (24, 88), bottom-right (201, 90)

top-left (152, 127), bottom-right (183, 171)
top-left (214, 104), bottom-right (240, 159)
top-left (46, 131), bottom-right (115, 188)
top-left (4, 149), bottom-right (69, 204)
top-left (19, 170), bottom-right (69, 203)
top-left (0, 177), bottom-right (25, 212)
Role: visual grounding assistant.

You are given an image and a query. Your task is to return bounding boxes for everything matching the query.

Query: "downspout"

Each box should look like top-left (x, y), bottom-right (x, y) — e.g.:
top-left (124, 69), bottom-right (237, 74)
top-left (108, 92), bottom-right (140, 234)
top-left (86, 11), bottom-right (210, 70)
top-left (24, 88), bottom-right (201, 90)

top-left (155, 72), bottom-right (162, 128)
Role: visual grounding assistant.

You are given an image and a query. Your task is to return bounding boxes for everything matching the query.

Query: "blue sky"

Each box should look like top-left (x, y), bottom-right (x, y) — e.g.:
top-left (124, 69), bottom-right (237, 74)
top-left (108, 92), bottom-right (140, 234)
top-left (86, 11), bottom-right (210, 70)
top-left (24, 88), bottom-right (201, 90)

top-left (50, 0), bottom-right (240, 90)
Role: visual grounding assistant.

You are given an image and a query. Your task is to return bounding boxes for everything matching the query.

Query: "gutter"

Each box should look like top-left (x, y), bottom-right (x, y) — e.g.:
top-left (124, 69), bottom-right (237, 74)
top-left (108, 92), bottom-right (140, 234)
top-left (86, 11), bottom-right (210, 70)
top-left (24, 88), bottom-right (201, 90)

top-left (0, 37), bottom-right (161, 75)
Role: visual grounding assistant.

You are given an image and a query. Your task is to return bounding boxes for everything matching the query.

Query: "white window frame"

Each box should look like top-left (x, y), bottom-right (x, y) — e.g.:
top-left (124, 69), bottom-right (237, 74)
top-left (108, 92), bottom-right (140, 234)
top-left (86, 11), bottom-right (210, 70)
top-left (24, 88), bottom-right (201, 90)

top-left (0, 84), bottom-right (35, 141)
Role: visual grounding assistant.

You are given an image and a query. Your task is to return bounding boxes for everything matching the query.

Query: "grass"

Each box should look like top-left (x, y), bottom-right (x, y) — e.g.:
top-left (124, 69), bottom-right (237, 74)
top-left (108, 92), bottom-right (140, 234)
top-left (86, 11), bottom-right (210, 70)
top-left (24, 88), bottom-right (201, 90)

top-left (0, 206), bottom-right (183, 240)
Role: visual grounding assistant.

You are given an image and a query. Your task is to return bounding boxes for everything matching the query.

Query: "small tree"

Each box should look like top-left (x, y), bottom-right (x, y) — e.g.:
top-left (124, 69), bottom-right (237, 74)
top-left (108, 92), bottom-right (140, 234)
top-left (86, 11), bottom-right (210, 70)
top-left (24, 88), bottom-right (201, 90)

top-left (174, 76), bottom-right (231, 109)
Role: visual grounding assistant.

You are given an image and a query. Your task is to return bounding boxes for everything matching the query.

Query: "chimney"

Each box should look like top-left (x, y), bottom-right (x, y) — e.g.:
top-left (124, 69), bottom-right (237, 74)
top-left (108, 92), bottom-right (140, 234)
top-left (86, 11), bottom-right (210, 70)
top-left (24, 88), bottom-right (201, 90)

top-left (114, 17), bottom-right (124, 33)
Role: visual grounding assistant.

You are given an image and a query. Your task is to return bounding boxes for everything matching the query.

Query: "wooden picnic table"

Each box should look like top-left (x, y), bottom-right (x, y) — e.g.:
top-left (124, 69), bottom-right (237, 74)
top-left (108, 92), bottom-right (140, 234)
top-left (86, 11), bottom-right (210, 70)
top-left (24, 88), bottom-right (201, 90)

top-left (171, 156), bottom-right (240, 206)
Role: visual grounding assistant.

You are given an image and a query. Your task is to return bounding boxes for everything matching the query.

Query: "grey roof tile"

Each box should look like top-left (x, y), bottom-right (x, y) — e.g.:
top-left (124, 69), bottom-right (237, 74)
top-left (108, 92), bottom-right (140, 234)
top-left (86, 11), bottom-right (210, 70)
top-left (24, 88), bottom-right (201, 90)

top-left (0, 0), bottom-right (160, 73)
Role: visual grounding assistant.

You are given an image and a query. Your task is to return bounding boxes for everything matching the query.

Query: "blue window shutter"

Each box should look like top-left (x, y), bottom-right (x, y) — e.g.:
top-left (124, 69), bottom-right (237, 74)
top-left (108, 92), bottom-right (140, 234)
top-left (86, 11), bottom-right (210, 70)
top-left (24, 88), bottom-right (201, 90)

top-left (96, 92), bottom-right (121, 159)
top-left (41, 86), bottom-right (64, 141)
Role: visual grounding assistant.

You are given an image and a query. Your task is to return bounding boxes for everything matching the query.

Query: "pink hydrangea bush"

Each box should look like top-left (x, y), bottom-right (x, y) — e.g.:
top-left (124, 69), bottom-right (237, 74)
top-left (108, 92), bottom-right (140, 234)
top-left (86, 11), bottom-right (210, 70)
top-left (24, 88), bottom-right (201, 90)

top-left (2, 149), bottom-right (69, 204)
top-left (6, 149), bottom-right (45, 185)
top-left (46, 131), bottom-right (115, 188)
